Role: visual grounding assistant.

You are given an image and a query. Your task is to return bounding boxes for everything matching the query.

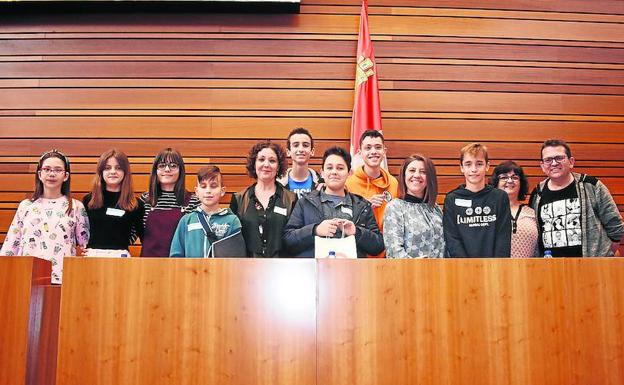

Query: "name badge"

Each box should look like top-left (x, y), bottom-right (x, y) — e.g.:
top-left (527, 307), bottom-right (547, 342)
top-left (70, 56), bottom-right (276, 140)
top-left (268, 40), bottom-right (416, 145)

top-left (106, 208), bottom-right (125, 217)
top-left (340, 206), bottom-right (353, 216)
top-left (274, 206), bottom-right (288, 216)
top-left (455, 198), bottom-right (472, 208)
top-left (188, 222), bottom-right (203, 231)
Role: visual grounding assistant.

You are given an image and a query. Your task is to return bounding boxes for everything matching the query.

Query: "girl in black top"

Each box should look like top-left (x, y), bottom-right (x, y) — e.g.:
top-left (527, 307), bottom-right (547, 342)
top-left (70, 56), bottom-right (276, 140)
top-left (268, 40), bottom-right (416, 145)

top-left (83, 149), bottom-right (144, 256)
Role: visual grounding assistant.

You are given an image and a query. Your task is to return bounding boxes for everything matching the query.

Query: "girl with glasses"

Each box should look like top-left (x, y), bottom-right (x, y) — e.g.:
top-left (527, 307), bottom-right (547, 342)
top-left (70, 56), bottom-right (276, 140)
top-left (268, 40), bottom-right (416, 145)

top-left (139, 148), bottom-right (199, 257)
top-left (0, 150), bottom-right (90, 283)
top-left (490, 160), bottom-right (538, 258)
top-left (82, 149), bottom-right (144, 257)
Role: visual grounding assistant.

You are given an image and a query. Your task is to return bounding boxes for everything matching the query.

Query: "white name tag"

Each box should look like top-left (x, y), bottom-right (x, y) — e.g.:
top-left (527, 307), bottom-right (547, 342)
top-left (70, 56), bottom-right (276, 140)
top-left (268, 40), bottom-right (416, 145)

top-left (274, 206), bottom-right (288, 216)
top-left (106, 208), bottom-right (125, 217)
top-left (340, 206), bottom-right (353, 216)
top-left (188, 222), bottom-right (203, 231)
top-left (455, 198), bottom-right (472, 208)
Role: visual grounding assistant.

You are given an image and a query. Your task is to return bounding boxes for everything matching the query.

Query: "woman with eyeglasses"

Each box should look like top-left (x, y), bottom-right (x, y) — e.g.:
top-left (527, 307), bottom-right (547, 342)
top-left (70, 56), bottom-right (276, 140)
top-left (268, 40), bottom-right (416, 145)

top-left (490, 160), bottom-right (538, 258)
top-left (83, 149), bottom-right (144, 257)
top-left (1, 150), bottom-right (90, 284)
top-left (139, 148), bottom-right (199, 257)
top-left (230, 141), bottom-right (296, 257)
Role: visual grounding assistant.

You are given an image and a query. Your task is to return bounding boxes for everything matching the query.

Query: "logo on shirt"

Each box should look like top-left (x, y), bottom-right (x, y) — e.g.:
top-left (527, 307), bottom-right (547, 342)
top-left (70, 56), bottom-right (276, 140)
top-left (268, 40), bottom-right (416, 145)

top-left (540, 198), bottom-right (581, 248)
top-left (457, 205), bottom-right (496, 227)
top-left (212, 223), bottom-right (231, 238)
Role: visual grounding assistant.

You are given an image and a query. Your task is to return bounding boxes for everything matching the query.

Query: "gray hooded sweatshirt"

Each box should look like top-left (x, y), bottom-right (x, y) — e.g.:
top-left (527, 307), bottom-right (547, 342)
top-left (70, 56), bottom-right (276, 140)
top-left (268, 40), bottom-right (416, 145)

top-left (529, 172), bottom-right (624, 257)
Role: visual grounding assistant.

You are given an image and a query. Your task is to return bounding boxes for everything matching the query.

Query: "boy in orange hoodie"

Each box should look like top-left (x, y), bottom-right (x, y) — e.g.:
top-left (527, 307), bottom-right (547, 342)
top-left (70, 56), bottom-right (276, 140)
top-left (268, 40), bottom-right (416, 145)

top-left (346, 130), bottom-right (399, 257)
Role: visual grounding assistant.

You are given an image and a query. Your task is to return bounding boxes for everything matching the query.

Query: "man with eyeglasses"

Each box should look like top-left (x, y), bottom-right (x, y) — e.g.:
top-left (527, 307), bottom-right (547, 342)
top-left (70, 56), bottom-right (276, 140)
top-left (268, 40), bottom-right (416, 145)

top-left (529, 139), bottom-right (623, 257)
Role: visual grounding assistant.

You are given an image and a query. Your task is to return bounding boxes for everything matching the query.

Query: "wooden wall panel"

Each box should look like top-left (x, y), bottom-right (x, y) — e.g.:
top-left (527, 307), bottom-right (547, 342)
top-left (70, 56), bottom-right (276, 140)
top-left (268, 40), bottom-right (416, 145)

top-left (1, 89), bottom-right (623, 116)
top-left (2, 13), bottom-right (624, 42)
top-left (2, 39), bottom-right (624, 64)
top-left (0, 0), bottom-right (622, 245)
top-left (1, 62), bottom-right (623, 87)
top-left (307, 0), bottom-right (624, 14)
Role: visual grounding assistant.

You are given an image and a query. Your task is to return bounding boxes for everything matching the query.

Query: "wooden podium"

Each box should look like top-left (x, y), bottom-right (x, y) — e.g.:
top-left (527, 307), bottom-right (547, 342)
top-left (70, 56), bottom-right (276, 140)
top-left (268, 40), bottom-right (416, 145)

top-left (0, 257), bottom-right (60, 385)
top-left (317, 258), bottom-right (624, 385)
top-left (56, 258), bottom-right (317, 385)
top-left (54, 258), bottom-right (624, 385)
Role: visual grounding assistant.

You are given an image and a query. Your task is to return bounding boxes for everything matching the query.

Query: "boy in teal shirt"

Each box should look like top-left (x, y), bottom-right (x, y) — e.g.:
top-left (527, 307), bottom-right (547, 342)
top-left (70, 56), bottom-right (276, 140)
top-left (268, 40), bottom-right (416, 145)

top-left (170, 166), bottom-right (246, 258)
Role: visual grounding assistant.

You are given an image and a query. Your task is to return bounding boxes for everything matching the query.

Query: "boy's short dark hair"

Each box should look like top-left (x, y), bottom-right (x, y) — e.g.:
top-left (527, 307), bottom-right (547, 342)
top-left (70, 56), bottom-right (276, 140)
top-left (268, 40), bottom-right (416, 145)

top-left (322, 146), bottom-right (351, 171)
top-left (460, 142), bottom-right (489, 164)
top-left (197, 165), bottom-right (222, 185)
top-left (286, 127), bottom-right (314, 150)
top-left (541, 139), bottom-right (572, 159)
top-left (359, 129), bottom-right (384, 147)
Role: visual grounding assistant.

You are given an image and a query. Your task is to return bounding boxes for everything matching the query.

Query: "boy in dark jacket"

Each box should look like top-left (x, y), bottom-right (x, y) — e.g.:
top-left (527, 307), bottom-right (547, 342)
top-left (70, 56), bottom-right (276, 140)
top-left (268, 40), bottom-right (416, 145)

top-left (283, 146), bottom-right (384, 258)
top-left (443, 143), bottom-right (512, 257)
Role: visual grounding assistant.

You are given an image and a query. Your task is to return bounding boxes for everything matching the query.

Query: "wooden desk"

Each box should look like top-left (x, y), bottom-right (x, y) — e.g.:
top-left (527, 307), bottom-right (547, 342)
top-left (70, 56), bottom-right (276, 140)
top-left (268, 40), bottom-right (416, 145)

top-left (56, 258), bottom-right (316, 385)
top-left (0, 257), bottom-right (60, 385)
top-left (317, 258), bottom-right (624, 385)
top-left (53, 258), bottom-right (624, 385)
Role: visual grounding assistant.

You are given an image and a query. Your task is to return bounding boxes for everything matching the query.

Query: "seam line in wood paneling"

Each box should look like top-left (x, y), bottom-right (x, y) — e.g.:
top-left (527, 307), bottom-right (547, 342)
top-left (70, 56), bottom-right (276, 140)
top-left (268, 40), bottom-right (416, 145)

top-left (301, 11), bottom-right (624, 25)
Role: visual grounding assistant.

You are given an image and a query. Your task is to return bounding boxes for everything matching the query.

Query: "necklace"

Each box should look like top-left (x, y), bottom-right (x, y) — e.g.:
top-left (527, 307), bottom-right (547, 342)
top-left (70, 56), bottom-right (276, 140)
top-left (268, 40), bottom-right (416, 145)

top-left (511, 204), bottom-right (524, 234)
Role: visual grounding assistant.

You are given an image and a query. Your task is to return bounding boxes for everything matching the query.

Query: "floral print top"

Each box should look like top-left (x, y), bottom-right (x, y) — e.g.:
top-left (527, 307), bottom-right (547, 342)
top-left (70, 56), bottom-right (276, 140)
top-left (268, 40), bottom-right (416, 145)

top-left (383, 198), bottom-right (446, 258)
top-left (511, 205), bottom-right (539, 258)
top-left (0, 197), bottom-right (90, 284)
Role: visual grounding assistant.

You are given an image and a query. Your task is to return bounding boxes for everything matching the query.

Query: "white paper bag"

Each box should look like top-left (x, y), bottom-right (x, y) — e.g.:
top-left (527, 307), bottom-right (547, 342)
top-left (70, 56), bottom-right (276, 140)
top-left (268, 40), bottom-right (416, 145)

top-left (314, 235), bottom-right (357, 259)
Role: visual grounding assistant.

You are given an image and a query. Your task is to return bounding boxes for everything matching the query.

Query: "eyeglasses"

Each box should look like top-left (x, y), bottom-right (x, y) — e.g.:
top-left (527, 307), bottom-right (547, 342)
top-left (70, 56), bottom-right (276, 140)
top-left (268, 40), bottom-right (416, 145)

top-left (542, 155), bottom-right (567, 165)
top-left (40, 167), bottom-right (66, 175)
top-left (498, 175), bottom-right (520, 182)
top-left (157, 162), bottom-right (179, 171)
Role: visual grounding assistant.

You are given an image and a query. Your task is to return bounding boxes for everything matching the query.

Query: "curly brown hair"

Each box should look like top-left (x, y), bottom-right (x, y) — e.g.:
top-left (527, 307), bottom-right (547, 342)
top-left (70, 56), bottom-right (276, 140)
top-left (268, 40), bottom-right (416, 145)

top-left (245, 141), bottom-right (287, 180)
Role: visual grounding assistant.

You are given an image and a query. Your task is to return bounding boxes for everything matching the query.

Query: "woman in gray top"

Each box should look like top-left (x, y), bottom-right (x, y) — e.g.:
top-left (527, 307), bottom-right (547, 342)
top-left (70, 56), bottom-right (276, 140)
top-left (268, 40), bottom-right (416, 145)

top-left (383, 154), bottom-right (445, 258)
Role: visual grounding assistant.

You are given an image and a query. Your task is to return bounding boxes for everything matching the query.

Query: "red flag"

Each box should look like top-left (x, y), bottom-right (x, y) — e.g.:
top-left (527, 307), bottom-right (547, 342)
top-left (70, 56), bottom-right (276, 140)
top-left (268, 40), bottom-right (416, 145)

top-left (350, 0), bottom-right (382, 167)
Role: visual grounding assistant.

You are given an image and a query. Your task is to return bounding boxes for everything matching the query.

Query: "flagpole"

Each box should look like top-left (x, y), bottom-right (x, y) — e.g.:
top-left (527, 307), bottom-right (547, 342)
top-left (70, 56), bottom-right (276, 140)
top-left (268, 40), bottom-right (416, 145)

top-left (350, 0), bottom-right (383, 169)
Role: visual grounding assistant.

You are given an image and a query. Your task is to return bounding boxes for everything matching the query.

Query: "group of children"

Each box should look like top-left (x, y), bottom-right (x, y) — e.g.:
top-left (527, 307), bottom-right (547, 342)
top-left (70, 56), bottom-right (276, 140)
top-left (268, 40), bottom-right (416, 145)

top-left (0, 127), bottom-right (560, 283)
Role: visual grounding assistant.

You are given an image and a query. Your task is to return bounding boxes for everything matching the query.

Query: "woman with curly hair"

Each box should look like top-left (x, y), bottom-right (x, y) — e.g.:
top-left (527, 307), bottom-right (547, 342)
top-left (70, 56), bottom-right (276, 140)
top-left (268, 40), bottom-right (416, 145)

top-left (230, 140), bottom-right (297, 257)
top-left (490, 160), bottom-right (538, 258)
